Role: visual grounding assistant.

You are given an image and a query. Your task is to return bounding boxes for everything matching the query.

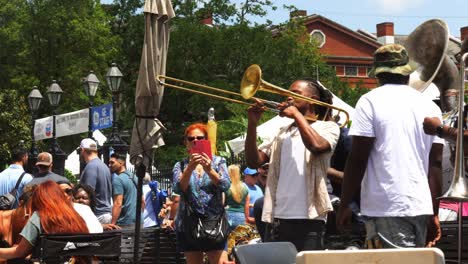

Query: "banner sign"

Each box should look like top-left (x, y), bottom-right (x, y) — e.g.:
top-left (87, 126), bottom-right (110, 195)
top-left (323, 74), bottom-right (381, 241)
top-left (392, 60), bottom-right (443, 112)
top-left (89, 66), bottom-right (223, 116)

top-left (34, 116), bottom-right (54, 141)
top-left (55, 109), bottom-right (89, 138)
top-left (91, 103), bottom-right (113, 131)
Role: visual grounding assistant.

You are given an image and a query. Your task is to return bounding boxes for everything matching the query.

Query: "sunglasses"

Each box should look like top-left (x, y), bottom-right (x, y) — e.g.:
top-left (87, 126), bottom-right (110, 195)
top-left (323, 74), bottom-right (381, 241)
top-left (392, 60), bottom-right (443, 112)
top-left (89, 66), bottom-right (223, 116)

top-left (186, 136), bottom-right (206, 142)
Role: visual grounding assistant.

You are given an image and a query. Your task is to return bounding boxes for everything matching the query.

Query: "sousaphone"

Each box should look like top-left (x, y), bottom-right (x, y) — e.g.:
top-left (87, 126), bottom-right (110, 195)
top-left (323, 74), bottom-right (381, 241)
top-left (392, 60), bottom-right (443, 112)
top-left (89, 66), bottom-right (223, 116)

top-left (405, 19), bottom-right (459, 112)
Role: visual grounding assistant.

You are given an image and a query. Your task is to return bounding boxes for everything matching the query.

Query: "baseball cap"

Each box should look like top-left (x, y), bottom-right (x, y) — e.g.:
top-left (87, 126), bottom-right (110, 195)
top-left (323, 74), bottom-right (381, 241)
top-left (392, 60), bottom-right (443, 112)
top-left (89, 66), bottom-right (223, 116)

top-left (368, 44), bottom-right (415, 77)
top-left (243, 167), bottom-right (258, 176)
top-left (36, 152), bottom-right (52, 166)
top-left (80, 138), bottom-right (98, 151)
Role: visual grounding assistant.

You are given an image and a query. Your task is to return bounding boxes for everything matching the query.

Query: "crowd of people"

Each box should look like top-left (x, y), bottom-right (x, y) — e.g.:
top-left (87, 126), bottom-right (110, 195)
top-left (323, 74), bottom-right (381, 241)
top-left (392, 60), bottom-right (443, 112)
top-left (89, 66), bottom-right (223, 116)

top-left (172, 43), bottom-right (466, 264)
top-left (0, 137), bottom-right (170, 263)
top-left (0, 43), bottom-right (465, 264)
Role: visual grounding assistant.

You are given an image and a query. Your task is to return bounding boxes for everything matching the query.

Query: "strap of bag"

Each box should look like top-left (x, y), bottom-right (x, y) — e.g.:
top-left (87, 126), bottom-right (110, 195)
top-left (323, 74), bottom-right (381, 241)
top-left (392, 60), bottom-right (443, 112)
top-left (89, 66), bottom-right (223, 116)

top-left (125, 171), bottom-right (138, 190)
top-left (12, 172), bottom-right (27, 193)
top-left (179, 159), bottom-right (195, 214)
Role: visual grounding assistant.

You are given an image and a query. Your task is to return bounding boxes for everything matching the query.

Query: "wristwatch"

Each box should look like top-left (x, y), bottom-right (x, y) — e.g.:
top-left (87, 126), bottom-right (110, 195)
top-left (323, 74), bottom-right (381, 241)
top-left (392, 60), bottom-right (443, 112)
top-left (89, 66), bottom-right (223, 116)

top-left (436, 124), bottom-right (444, 138)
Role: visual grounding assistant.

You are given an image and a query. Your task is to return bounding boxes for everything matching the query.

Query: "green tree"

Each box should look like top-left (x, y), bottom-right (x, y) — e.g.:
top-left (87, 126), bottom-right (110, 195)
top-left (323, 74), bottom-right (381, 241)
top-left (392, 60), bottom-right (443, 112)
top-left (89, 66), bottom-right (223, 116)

top-left (0, 91), bottom-right (30, 167)
top-left (0, 0), bottom-right (120, 165)
top-left (150, 16), bottom-right (348, 165)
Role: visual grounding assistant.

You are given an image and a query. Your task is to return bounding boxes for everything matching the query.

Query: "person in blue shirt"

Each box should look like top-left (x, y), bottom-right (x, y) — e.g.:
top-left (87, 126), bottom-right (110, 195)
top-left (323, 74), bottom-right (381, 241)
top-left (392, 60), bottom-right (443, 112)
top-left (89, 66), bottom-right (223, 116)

top-left (0, 147), bottom-right (33, 208)
top-left (243, 167), bottom-right (263, 225)
top-left (142, 173), bottom-right (167, 228)
top-left (109, 153), bottom-right (138, 227)
top-left (80, 138), bottom-right (113, 224)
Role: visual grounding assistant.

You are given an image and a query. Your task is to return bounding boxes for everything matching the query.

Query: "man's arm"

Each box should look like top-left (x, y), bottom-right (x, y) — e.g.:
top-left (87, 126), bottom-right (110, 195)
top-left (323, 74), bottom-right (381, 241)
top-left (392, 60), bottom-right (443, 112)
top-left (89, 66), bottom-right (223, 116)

top-left (427, 142), bottom-right (443, 247)
top-left (337, 136), bottom-right (375, 228)
top-left (277, 102), bottom-right (335, 153)
top-left (111, 194), bottom-right (123, 225)
top-left (428, 143), bottom-right (443, 215)
top-left (244, 194), bottom-right (255, 224)
top-left (292, 109), bottom-right (333, 153)
top-left (245, 100), bottom-right (269, 168)
top-left (423, 117), bottom-right (468, 145)
top-left (327, 168), bottom-right (344, 184)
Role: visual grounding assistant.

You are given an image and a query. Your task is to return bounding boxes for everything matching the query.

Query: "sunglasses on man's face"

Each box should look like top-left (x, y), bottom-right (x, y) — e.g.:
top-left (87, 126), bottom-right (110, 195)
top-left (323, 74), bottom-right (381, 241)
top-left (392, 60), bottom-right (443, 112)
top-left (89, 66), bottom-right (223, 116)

top-left (186, 136), bottom-right (206, 142)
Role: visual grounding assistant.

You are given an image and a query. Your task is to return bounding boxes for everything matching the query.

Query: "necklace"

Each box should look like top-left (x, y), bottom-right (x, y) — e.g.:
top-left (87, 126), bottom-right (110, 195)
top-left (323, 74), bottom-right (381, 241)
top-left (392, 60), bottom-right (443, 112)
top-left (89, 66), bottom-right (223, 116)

top-left (195, 164), bottom-right (204, 178)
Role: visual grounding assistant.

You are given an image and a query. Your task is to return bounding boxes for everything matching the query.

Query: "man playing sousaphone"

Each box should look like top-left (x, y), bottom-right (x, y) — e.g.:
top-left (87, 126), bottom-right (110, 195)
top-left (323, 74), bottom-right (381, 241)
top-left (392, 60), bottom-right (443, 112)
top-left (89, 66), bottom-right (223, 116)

top-left (423, 91), bottom-right (468, 220)
top-left (245, 78), bottom-right (340, 251)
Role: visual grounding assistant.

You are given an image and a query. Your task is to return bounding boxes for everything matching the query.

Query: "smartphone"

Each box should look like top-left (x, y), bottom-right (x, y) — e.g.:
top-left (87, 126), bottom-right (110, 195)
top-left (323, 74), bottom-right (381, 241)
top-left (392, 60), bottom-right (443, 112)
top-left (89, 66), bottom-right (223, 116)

top-left (189, 139), bottom-right (212, 160)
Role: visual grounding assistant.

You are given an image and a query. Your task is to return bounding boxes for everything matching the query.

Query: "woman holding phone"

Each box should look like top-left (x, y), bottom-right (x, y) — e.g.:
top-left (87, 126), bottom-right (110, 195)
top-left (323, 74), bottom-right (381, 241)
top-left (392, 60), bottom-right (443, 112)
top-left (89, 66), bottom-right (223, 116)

top-left (173, 122), bottom-right (231, 264)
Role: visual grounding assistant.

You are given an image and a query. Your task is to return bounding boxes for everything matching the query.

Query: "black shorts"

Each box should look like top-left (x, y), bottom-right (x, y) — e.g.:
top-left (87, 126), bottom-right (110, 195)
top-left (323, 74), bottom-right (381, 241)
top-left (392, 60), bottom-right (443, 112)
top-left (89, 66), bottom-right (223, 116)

top-left (176, 231), bottom-right (226, 252)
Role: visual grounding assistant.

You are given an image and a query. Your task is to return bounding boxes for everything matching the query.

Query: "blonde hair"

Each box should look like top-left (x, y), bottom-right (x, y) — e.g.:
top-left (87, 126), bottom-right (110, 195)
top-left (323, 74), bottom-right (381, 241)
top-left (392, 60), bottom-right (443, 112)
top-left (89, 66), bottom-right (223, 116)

top-left (228, 164), bottom-right (244, 203)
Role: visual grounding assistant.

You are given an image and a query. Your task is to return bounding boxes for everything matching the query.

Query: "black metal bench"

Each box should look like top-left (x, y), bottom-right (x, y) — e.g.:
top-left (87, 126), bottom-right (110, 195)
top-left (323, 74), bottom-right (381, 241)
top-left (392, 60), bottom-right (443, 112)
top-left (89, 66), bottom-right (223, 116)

top-left (436, 219), bottom-right (468, 263)
top-left (119, 227), bottom-right (185, 264)
top-left (31, 227), bottom-right (185, 264)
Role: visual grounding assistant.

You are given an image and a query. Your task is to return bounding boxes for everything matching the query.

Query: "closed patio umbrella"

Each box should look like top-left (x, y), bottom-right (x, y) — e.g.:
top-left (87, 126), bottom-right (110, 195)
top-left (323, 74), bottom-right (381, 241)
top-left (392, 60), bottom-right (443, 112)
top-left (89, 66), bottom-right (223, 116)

top-left (129, 0), bottom-right (174, 262)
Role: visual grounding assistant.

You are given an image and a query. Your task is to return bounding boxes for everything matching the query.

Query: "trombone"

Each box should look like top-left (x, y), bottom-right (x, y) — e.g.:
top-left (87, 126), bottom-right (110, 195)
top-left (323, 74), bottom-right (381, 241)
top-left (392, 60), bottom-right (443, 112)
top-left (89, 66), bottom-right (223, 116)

top-left (156, 64), bottom-right (349, 127)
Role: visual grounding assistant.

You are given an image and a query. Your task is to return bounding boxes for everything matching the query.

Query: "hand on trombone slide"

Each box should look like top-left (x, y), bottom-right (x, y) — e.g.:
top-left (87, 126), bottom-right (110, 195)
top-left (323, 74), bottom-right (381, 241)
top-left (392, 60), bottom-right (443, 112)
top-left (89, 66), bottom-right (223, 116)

top-left (247, 98), bottom-right (266, 125)
top-left (277, 97), bottom-right (299, 119)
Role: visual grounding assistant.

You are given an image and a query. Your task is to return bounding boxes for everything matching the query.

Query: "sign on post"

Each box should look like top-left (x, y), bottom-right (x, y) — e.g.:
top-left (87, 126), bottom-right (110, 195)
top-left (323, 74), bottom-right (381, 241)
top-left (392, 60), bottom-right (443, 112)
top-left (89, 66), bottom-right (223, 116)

top-left (55, 109), bottom-right (89, 138)
top-left (91, 103), bottom-right (113, 131)
top-left (34, 116), bottom-right (54, 141)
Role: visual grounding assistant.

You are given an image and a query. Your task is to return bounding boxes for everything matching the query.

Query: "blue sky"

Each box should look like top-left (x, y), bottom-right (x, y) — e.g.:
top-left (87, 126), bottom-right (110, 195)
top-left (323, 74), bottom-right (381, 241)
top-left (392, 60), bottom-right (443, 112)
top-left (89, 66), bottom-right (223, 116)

top-left (242, 0), bottom-right (468, 36)
top-left (103, 0), bottom-right (467, 36)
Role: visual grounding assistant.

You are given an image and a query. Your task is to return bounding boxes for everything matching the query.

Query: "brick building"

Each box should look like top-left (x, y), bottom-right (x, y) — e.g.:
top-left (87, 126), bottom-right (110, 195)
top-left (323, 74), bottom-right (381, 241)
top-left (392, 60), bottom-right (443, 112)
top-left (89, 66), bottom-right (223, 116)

top-left (295, 13), bottom-right (463, 89)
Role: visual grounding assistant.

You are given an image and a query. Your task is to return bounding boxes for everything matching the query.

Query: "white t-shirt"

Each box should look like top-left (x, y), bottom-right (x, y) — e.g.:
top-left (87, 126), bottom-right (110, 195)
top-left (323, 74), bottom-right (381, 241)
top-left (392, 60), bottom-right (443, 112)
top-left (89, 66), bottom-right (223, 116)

top-left (73, 203), bottom-right (104, 233)
top-left (273, 124), bottom-right (330, 221)
top-left (349, 84), bottom-right (444, 217)
top-left (275, 127), bottom-right (308, 218)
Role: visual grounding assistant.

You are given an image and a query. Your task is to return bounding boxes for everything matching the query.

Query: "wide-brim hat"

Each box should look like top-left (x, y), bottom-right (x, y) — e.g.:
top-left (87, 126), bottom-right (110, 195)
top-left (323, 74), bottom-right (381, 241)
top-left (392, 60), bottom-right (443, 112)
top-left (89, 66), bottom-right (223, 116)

top-left (368, 44), bottom-right (416, 77)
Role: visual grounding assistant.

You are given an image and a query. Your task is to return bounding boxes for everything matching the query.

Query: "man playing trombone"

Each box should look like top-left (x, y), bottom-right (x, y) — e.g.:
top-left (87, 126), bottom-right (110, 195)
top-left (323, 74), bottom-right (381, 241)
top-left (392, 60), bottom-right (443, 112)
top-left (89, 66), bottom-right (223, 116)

top-left (244, 78), bottom-right (339, 251)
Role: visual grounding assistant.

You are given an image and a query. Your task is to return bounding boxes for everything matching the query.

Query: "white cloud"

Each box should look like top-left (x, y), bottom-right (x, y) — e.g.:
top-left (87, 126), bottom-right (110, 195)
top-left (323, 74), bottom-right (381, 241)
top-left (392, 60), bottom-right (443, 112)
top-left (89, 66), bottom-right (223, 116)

top-left (370, 0), bottom-right (425, 14)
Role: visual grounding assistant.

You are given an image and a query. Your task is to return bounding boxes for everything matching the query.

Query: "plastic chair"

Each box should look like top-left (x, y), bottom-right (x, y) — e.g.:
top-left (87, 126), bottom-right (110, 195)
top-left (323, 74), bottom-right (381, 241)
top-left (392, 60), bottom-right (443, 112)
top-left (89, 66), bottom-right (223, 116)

top-left (233, 242), bottom-right (297, 264)
top-left (296, 248), bottom-right (445, 264)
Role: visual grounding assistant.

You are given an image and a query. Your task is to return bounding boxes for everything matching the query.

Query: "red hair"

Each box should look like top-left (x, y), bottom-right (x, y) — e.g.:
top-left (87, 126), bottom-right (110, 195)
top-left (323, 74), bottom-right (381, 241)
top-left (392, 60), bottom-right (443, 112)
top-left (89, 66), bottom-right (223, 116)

top-left (32, 181), bottom-right (88, 234)
top-left (184, 123), bottom-right (208, 137)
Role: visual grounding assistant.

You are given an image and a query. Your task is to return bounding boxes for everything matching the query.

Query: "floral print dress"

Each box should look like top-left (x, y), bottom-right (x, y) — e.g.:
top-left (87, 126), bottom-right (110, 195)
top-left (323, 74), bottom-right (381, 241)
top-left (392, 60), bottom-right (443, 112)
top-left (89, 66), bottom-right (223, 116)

top-left (173, 155), bottom-right (230, 231)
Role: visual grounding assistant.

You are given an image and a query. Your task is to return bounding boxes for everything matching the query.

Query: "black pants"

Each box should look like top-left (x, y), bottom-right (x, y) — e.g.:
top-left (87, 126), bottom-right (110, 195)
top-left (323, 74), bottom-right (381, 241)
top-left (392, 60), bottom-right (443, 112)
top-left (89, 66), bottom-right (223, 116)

top-left (265, 218), bottom-right (325, 251)
top-left (253, 197), bottom-right (270, 241)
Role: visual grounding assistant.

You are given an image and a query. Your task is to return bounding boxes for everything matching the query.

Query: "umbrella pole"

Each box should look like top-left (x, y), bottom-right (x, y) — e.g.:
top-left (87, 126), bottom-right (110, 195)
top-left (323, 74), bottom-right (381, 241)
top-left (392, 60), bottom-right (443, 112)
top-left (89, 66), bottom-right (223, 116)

top-left (134, 163), bottom-right (146, 263)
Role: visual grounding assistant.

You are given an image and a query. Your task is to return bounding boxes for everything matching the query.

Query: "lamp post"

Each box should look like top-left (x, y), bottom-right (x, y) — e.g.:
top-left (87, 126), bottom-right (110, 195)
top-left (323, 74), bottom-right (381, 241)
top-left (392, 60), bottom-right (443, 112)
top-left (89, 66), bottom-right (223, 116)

top-left (47, 80), bottom-right (66, 176)
top-left (27, 87), bottom-right (43, 174)
top-left (83, 71), bottom-right (100, 138)
top-left (102, 63), bottom-right (128, 165)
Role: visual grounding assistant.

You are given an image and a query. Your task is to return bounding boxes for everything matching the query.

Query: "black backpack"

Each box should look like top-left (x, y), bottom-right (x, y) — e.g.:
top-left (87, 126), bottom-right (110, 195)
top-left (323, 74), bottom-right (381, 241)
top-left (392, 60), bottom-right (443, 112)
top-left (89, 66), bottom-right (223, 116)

top-left (0, 172), bottom-right (27, 210)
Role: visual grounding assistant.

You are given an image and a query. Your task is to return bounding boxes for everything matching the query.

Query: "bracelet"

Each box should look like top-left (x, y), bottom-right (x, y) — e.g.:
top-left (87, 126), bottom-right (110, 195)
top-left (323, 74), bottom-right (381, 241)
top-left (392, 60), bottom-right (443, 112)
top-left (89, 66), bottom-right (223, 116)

top-left (436, 124), bottom-right (444, 138)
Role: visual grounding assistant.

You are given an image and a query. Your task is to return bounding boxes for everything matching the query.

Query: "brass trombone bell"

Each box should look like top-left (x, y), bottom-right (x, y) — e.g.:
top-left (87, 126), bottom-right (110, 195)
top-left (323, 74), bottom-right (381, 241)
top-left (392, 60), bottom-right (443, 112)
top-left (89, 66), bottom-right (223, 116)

top-left (241, 64), bottom-right (350, 125)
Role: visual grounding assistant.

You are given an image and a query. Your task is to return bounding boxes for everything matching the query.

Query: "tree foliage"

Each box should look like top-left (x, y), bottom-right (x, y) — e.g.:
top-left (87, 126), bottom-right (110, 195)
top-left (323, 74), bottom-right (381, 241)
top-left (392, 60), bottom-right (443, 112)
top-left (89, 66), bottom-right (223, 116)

top-left (0, 0), bottom-right (120, 167)
top-left (152, 17), bottom-right (356, 165)
top-left (0, 1), bottom-right (367, 169)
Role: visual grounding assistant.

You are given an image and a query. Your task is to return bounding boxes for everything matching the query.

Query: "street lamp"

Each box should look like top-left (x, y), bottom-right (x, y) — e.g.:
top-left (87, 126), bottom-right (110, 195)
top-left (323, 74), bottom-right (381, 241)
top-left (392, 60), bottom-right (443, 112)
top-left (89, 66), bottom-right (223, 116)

top-left (46, 80), bottom-right (66, 176)
top-left (83, 71), bottom-right (100, 138)
top-left (102, 63), bottom-right (128, 165)
top-left (27, 87), bottom-right (42, 174)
